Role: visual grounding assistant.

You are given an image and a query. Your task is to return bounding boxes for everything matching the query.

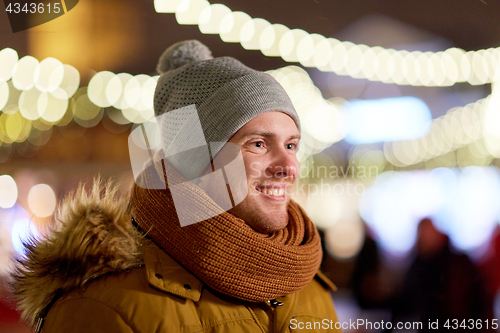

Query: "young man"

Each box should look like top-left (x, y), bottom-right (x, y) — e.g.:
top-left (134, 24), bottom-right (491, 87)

top-left (12, 40), bottom-right (341, 332)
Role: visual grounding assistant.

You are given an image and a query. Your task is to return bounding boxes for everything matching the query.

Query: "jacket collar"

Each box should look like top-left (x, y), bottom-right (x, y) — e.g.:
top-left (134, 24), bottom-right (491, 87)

top-left (142, 239), bottom-right (203, 302)
top-left (141, 239), bottom-right (337, 302)
top-left (315, 270), bottom-right (337, 291)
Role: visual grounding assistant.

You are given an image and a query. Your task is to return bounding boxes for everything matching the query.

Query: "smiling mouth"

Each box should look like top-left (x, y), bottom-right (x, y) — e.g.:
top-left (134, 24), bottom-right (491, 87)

top-left (255, 186), bottom-right (286, 198)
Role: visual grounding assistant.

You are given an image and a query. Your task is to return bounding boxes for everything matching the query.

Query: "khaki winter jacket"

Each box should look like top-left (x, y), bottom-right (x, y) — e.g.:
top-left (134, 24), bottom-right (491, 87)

top-left (42, 239), bottom-right (340, 332)
top-left (12, 183), bottom-right (341, 332)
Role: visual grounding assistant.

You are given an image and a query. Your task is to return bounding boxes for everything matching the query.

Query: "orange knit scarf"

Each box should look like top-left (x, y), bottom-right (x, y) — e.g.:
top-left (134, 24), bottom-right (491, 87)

top-left (130, 162), bottom-right (322, 302)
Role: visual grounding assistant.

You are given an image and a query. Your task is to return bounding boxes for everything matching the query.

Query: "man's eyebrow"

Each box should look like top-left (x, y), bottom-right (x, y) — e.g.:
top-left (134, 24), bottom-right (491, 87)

top-left (242, 131), bottom-right (274, 138)
top-left (242, 132), bottom-right (301, 140)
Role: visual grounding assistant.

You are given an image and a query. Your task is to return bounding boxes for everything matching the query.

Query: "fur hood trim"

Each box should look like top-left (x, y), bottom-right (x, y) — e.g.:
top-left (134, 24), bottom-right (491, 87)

top-left (11, 179), bottom-right (143, 326)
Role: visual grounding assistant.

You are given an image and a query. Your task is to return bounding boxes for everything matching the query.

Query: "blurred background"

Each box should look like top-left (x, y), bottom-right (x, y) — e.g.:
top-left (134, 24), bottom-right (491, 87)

top-left (2, 0), bottom-right (500, 331)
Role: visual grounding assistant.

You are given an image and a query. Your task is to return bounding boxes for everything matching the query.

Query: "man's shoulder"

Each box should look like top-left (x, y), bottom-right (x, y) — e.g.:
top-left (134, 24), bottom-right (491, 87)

top-left (46, 248), bottom-right (265, 333)
top-left (44, 241), bottom-right (340, 332)
top-left (10, 181), bottom-right (143, 326)
top-left (295, 270), bottom-right (337, 308)
top-left (43, 265), bottom-right (205, 333)
top-left (50, 264), bottom-right (187, 314)
top-left (44, 254), bottom-right (204, 332)
top-left (55, 265), bottom-right (151, 305)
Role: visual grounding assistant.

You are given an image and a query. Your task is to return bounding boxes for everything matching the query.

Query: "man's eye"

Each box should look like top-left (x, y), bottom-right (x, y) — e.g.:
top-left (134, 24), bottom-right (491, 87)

top-left (254, 141), bottom-right (263, 148)
top-left (286, 143), bottom-right (296, 149)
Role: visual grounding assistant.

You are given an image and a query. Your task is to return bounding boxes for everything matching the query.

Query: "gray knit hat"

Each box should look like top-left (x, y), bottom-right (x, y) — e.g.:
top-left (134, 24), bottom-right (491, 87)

top-left (153, 40), bottom-right (300, 180)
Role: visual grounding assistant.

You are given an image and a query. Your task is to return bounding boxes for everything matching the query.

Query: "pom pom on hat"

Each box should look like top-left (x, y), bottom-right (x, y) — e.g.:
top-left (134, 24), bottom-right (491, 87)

top-left (156, 40), bottom-right (213, 74)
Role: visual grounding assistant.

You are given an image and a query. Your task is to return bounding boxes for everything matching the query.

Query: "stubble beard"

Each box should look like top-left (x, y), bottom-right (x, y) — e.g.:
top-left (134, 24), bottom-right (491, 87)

top-left (228, 181), bottom-right (292, 234)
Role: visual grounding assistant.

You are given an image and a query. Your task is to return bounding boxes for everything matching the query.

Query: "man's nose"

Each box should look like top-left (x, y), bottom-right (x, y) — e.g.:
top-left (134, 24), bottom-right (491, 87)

top-left (266, 147), bottom-right (298, 179)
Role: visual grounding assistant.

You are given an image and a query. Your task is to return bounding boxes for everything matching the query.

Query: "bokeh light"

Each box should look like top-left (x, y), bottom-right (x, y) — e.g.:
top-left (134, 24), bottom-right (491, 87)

top-left (175, 0), bottom-right (209, 25)
top-left (260, 24), bottom-right (289, 57)
top-left (156, 1), bottom-right (500, 86)
top-left (268, 65), bottom-right (346, 157)
top-left (11, 218), bottom-right (39, 256)
top-left (345, 44), bottom-right (365, 78)
top-left (469, 52), bottom-right (489, 85)
top-left (460, 51), bottom-right (472, 82)
top-left (0, 80), bottom-right (9, 111)
top-left (297, 33), bottom-right (324, 67)
top-left (303, 184), bottom-right (342, 229)
top-left (384, 97), bottom-right (488, 168)
top-left (73, 92), bottom-right (103, 127)
top-left (39, 89), bottom-right (69, 123)
top-left (328, 42), bottom-right (348, 73)
top-left (240, 18), bottom-right (271, 50)
top-left (442, 48), bottom-right (461, 83)
top-left (0, 48), bottom-right (18, 81)
top-left (360, 167), bottom-right (500, 256)
top-left (18, 88), bottom-right (43, 120)
top-left (154, 0), bottom-right (182, 12)
top-left (33, 57), bottom-right (64, 92)
top-left (313, 38), bottom-right (336, 70)
top-left (219, 11), bottom-right (251, 43)
top-left (198, 3), bottom-right (231, 34)
top-left (343, 96), bottom-right (431, 144)
top-left (122, 106), bottom-right (154, 124)
top-left (390, 51), bottom-right (407, 84)
top-left (325, 220), bottom-right (365, 260)
top-left (124, 74), bottom-right (151, 111)
top-left (360, 47), bottom-right (377, 80)
top-left (0, 175), bottom-right (18, 209)
top-left (6, 111), bottom-right (31, 142)
top-left (279, 29), bottom-right (308, 62)
top-left (59, 64), bottom-right (80, 98)
top-left (87, 71), bottom-right (115, 108)
top-left (2, 80), bottom-right (22, 115)
top-left (27, 184), bottom-right (57, 218)
top-left (107, 108), bottom-right (130, 125)
top-left (433, 166), bottom-right (500, 250)
top-left (107, 73), bottom-right (133, 109)
top-left (12, 56), bottom-right (39, 91)
top-left (303, 101), bottom-right (343, 143)
top-left (141, 76), bottom-right (157, 110)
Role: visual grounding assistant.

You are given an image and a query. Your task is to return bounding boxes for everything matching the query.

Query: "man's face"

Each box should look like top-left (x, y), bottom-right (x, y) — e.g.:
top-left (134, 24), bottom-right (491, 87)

top-left (227, 111), bottom-right (300, 233)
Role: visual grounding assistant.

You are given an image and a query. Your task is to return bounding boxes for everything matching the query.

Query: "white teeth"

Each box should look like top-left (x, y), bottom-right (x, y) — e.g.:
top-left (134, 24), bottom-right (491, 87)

top-left (256, 187), bottom-right (285, 196)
